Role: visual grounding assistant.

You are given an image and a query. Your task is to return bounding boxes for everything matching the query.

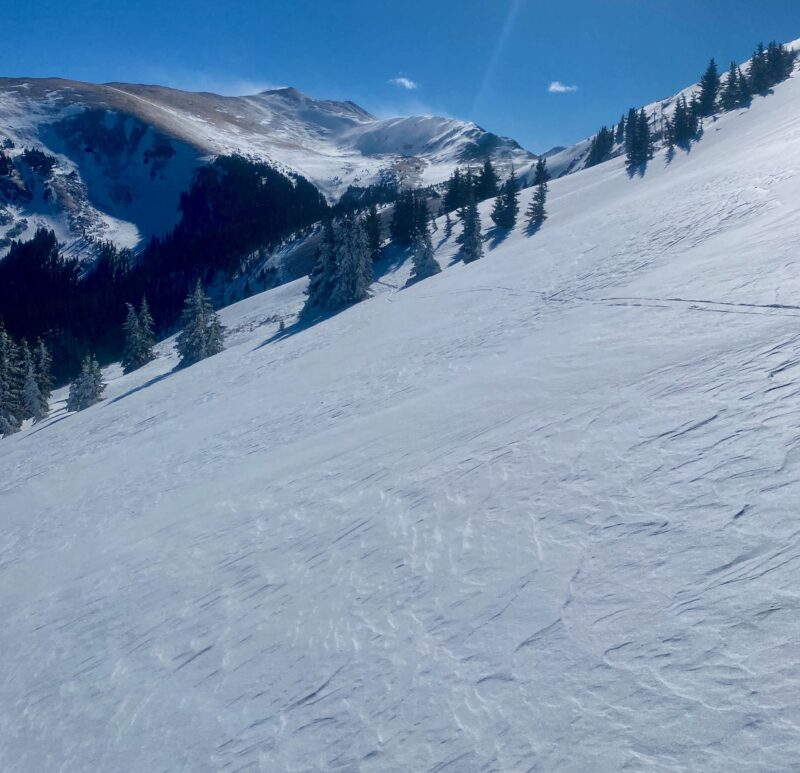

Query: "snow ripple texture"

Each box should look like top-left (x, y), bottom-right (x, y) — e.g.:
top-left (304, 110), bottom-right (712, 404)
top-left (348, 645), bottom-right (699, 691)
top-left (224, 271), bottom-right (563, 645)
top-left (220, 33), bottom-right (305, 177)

top-left (3, 69), bottom-right (800, 771)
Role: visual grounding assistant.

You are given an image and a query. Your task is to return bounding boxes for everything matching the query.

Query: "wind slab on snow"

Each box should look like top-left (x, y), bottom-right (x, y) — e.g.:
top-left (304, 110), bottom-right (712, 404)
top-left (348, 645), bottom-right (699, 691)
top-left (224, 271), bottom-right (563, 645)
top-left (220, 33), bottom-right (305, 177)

top-left (3, 63), bottom-right (800, 772)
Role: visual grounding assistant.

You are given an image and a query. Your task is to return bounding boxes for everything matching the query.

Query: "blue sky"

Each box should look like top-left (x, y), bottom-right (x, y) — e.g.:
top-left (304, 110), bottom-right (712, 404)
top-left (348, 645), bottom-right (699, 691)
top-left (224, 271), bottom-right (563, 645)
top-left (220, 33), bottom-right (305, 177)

top-left (3, 0), bottom-right (799, 151)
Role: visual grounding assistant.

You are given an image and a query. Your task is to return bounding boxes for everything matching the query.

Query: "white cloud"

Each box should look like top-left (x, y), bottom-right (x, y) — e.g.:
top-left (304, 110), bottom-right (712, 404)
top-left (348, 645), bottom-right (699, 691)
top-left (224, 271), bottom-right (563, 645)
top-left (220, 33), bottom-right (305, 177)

top-left (548, 81), bottom-right (579, 94)
top-left (389, 76), bottom-right (418, 91)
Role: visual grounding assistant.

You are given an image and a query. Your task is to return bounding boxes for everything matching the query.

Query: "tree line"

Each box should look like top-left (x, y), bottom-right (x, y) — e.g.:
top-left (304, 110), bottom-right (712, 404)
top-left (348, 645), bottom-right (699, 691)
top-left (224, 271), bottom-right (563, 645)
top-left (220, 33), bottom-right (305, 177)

top-left (584, 40), bottom-right (797, 173)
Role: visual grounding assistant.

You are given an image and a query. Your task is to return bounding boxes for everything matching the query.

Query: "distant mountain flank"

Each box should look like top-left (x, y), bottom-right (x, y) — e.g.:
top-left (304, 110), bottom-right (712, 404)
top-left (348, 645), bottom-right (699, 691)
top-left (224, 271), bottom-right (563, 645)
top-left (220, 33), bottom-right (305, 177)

top-left (0, 78), bottom-right (536, 255)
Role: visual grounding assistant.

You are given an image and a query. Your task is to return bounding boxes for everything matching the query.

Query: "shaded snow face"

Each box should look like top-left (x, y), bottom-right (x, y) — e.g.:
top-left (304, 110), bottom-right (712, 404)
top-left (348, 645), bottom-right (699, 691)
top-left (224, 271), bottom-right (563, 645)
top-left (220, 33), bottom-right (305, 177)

top-left (3, 65), bottom-right (800, 772)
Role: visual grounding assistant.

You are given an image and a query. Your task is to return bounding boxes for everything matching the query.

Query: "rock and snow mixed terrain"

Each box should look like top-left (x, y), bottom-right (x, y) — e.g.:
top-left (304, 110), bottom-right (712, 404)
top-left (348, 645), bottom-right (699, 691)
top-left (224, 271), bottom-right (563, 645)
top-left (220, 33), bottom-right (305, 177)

top-left (0, 79), bottom-right (535, 256)
top-left (3, 53), bottom-right (800, 772)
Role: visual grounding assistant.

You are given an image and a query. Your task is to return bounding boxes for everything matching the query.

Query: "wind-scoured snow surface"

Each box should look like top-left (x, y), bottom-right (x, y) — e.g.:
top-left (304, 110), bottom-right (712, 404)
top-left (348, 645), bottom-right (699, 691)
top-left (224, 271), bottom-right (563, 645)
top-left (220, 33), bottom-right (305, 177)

top-left (4, 69), bottom-right (800, 772)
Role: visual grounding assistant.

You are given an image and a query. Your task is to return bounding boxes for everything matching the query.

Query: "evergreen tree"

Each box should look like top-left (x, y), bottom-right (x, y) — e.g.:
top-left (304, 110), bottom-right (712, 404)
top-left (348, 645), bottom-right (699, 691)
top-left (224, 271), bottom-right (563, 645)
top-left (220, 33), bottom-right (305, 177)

top-left (305, 219), bottom-right (338, 311)
top-left (490, 168), bottom-right (519, 230)
top-left (532, 157), bottom-right (550, 185)
top-left (748, 43), bottom-right (770, 94)
top-left (697, 59), bottom-right (721, 116)
top-left (34, 339), bottom-right (52, 403)
top-left (390, 189), bottom-right (428, 246)
top-left (443, 168), bottom-right (474, 212)
top-left (138, 297), bottom-right (156, 362)
top-left (121, 303), bottom-right (143, 374)
top-left (21, 343), bottom-right (47, 422)
top-left (526, 182), bottom-right (548, 233)
top-left (720, 62), bottom-right (742, 111)
top-left (327, 215), bottom-right (372, 308)
top-left (409, 224), bottom-right (441, 283)
top-left (735, 65), bottom-right (752, 105)
top-left (668, 96), bottom-right (698, 147)
top-left (615, 115), bottom-right (626, 143)
top-left (0, 326), bottom-right (22, 436)
top-left (586, 126), bottom-right (615, 167)
top-left (625, 109), bottom-right (652, 171)
top-left (66, 355), bottom-right (105, 412)
top-left (458, 197), bottom-right (483, 264)
top-left (363, 203), bottom-right (383, 261)
top-left (176, 280), bottom-right (226, 368)
top-left (475, 159), bottom-right (499, 201)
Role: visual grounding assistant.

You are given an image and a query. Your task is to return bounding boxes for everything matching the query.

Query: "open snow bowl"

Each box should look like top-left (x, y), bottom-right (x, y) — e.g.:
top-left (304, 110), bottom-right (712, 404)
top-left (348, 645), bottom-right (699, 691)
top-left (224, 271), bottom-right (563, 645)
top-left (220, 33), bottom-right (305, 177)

top-left (3, 58), bottom-right (800, 772)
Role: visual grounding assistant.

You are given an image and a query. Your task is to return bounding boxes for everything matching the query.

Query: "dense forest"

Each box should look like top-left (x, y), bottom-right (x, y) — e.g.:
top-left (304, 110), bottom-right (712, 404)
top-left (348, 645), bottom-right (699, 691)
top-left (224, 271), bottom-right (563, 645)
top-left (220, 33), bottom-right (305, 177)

top-left (0, 155), bottom-right (329, 381)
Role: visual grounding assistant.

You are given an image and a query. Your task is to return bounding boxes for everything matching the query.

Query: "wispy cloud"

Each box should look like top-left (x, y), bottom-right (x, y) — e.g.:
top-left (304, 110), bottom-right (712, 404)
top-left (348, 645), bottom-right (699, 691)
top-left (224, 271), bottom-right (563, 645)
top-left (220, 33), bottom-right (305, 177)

top-left (548, 81), bottom-right (579, 94)
top-left (389, 76), bottom-right (418, 91)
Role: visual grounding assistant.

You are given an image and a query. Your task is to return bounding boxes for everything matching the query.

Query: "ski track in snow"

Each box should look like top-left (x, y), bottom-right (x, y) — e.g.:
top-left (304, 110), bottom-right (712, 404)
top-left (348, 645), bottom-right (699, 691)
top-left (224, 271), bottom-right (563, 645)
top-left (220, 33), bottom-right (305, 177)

top-left (3, 67), bottom-right (800, 773)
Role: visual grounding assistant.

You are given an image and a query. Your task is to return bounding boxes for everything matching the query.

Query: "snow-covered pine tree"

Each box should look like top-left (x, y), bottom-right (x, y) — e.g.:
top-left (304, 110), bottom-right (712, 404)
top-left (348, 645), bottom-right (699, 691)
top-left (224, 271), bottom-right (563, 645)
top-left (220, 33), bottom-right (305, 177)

top-left (459, 197), bottom-right (483, 264)
top-left (409, 224), bottom-right (441, 284)
top-left (305, 219), bottom-right (339, 313)
top-left (327, 215), bottom-right (372, 309)
top-left (526, 181), bottom-right (548, 233)
top-left (66, 355), bottom-right (106, 412)
top-left (363, 203), bottom-right (383, 262)
top-left (0, 326), bottom-right (22, 436)
top-left (533, 157), bottom-right (550, 186)
top-left (490, 168), bottom-right (519, 230)
top-left (176, 280), bottom-right (226, 367)
top-left (121, 303), bottom-right (143, 373)
top-left (138, 297), bottom-right (156, 363)
top-left (34, 339), bottom-right (52, 403)
top-left (21, 344), bottom-right (47, 422)
top-left (720, 62), bottom-right (741, 111)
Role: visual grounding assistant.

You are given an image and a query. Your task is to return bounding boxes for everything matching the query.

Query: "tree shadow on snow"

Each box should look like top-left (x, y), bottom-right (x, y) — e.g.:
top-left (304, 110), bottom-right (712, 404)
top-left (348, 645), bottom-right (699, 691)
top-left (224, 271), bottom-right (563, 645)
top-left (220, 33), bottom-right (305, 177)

top-left (486, 225), bottom-right (511, 250)
top-left (107, 371), bottom-right (173, 405)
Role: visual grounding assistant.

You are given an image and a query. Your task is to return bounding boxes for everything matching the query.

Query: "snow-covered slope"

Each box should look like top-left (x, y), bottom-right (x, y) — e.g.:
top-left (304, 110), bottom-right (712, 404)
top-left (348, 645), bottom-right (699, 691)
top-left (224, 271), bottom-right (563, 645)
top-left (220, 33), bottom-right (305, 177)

top-left (0, 79), bottom-right (534, 255)
top-left (4, 65), bottom-right (800, 772)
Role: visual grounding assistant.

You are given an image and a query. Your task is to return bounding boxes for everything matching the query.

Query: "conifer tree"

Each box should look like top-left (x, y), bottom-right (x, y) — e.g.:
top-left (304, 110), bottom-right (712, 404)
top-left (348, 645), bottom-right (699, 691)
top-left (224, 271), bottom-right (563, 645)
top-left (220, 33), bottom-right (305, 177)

top-left (526, 182), bottom-right (548, 233)
top-left (748, 43), bottom-right (770, 94)
top-left (363, 203), bottom-right (383, 262)
top-left (615, 115), bottom-right (626, 143)
top-left (720, 62), bottom-right (742, 111)
top-left (409, 224), bottom-right (441, 283)
top-left (66, 355), bottom-right (105, 412)
top-left (0, 326), bottom-right (22, 436)
top-left (21, 343), bottom-right (47, 422)
top-left (121, 303), bottom-right (143, 374)
top-left (138, 297), bottom-right (156, 362)
top-left (490, 168), bottom-right (519, 230)
top-left (475, 159), bottom-right (499, 201)
top-left (586, 126), bottom-right (615, 167)
top-left (327, 215), bottom-right (372, 308)
top-left (176, 280), bottom-right (226, 367)
top-left (458, 196), bottom-right (483, 264)
top-left (443, 169), bottom-right (472, 212)
top-left (34, 339), bottom-right (52, 404)
top-left (533, 157), bottom-right (551, 185)
top-left (697, 59), bottom-right (721, 116)
top-left (305, 219), bottom-right (338, 311)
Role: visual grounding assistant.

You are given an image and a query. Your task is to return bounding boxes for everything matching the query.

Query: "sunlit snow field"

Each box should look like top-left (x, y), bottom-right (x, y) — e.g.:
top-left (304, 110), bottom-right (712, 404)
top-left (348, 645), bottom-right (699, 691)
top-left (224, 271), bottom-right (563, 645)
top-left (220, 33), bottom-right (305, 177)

top-left (2, 66), bottom-right (800, 771)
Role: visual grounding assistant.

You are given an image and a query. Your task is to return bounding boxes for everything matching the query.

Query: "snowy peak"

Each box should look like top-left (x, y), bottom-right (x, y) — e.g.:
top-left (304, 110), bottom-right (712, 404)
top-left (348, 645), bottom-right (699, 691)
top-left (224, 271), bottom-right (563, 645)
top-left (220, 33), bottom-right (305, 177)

top-left (0, 77), bottom-right (535, 255)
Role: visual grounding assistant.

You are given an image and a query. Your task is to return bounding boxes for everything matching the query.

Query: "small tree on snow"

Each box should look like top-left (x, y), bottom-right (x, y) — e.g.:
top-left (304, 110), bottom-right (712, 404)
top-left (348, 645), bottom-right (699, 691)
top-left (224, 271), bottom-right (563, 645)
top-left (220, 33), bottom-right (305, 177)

top-left (66, 355), bottom-right (105, 412)
top-left (526, 182), bottom-right (548, 233)
top-left (138, 297), bottom-right (156, 361)
top-left (304, 219), bottom-right (338, 314)
top-left (121, 303), bottom-right (143, 373)
top-left (408, 226), bottom-right (441, 284)
top-left (22, 345), bottom-right (47, 422)
top-left (327, 215), bottom-right (372, 309)
top-left (176, 280), bottom-right (226, 368)
top-left (490, 168), bottom-right (519, 230)
top-left (458, 197), bottom-right (483, 264)
top-left (34, 339), bottom-right (53, 403)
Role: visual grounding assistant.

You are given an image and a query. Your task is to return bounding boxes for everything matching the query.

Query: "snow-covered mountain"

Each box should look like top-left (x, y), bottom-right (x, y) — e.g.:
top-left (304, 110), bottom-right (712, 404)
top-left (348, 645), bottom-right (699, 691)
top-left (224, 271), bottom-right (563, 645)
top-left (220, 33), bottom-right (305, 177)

top-left (0, 78), bottom-right (534, 255)
top-left (3, 47), bottom-right (800, 772)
